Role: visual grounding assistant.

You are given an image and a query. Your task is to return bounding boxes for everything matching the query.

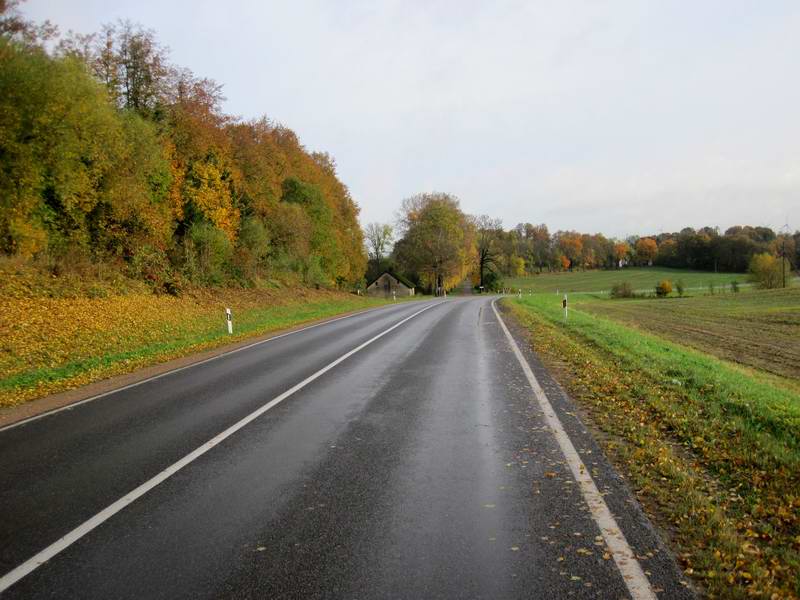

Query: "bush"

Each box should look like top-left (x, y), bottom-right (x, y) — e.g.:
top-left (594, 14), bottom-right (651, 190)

top-left (233, 217), bottom-right (270, 280)
top-left (675, 280), bottom-right (685, 297)
top-left (748, 253), bottom-right (790, 289)
top-left (128, 245), bottom-right (173, 291)
top-left (187, 222), bottom-right (232, 285)
top-left (731, 280), bottom-right (740, 293)
top-left (478, 269), bottom-right (503, 293)
top-left (303, 254), bottom-right (328, 288)
top-left (611, 281), bottom-right (634, 298)
top-left (655, 279), bottom-right (673, 297)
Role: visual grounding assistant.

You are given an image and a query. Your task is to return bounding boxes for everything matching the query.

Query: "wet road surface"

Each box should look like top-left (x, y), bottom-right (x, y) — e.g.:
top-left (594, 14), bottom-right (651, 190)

top-left (0, 297), bottom-right (693, 599)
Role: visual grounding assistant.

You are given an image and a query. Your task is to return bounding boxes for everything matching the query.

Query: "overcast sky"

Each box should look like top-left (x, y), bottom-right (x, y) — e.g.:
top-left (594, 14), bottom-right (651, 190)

top-left (22, 1), bottom-right (800, 238)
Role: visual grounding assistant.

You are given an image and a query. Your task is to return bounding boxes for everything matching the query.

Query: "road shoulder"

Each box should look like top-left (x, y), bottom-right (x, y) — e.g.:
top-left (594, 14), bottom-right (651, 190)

top-left (495, 299), bottom-right (697, 599)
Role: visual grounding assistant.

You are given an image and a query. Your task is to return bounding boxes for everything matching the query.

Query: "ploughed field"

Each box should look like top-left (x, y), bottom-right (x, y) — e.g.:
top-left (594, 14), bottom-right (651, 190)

top-left (584, 287), bottom-right (800, 382)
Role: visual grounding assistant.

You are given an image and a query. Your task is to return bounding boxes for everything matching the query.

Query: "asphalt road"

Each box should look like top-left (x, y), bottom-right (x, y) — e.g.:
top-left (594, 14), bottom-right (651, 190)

top-left (0, 297), bottom-right (694, 599)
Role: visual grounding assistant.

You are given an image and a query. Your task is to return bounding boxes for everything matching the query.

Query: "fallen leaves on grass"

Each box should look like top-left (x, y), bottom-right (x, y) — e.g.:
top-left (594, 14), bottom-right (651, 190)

top-left (505, 299), bottom-right (800, 600)
top-left (0, 288), bottom-right (388, 407)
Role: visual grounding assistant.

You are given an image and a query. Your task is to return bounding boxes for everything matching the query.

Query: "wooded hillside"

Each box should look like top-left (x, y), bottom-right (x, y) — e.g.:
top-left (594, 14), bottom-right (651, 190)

top-left (0, 3), bottom-right (366, 293)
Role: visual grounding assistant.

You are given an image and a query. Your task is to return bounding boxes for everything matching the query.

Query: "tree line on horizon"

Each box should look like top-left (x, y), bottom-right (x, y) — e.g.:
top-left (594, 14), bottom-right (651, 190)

top-left (367, 203), bottom-right (800, 293)
top-left (0, 2), bottom-right (366, 293)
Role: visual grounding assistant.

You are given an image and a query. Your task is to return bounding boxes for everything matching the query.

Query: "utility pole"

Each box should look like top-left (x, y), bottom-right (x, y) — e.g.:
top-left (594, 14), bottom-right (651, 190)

top-left (782, 236), bottom-right (786, 289)
top-left (781, 220), bottom-right (790, 289)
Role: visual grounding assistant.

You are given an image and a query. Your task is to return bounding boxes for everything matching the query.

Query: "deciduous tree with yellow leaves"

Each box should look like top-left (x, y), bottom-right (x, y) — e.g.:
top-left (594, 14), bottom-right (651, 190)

top-left (394, 193), bottom-right (475, 294)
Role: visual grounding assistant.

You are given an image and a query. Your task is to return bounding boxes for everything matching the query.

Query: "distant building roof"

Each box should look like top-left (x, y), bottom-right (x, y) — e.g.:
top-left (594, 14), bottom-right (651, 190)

top-left (367, 271), bottom-right (416, 289)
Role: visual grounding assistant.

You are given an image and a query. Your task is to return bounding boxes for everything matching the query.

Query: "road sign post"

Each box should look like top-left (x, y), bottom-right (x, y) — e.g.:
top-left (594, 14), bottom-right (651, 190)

top-left (226, 308), bottom-right (233, 334)
top-left (562, 295), bottom-right (568, 322)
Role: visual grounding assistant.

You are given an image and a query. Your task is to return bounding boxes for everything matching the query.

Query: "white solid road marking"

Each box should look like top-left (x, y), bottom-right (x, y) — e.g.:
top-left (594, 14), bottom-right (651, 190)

top-left (0, 300), bottom-right (427, 433)
top-left (491, 300), bottom-right (657, 600)
top-left (0, 302), bottom-right (442, 593)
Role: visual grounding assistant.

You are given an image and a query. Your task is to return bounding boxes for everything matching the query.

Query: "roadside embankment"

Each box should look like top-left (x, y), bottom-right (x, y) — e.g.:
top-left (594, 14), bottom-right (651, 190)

top-left (0, 284), bottom-right (400, 409)
top-left (502, 294), bottom-right (800, 600)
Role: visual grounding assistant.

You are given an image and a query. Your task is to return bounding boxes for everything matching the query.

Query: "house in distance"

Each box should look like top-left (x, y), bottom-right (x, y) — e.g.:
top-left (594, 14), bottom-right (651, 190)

top-left (366, 271), bottom-right (416, 297)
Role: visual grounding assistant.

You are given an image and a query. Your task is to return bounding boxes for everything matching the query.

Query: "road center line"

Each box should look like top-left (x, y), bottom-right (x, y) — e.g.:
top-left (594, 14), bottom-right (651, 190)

top-left (491, 300), bottom-right (657, 600)
top-left (0, 301), bottom-right (442, 593)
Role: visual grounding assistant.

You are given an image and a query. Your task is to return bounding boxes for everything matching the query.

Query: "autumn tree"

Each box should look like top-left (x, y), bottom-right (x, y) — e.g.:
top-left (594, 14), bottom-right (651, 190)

top-left (0, 35), bottom-right (170, 259)
top-left (613, 242), bottom-right (630, 267)
top-left (521, 223), bottom-right (551, 272)
top-left (281, 176), bottom-right (345, 284)
top-left (749, 253), bottom-right (790, 289)
top-left (0, 0), bottom-right (57, 47)
top-left (635, 237), bottom-right (658, 265)
top-left (474, 215), bottom-right (503, 290)
top-left (555, 232), bottom-right (583, 270)
top-left (394, 193), bottom-right (474, 294)
top-left (580, 233), bottom-right (612, 269)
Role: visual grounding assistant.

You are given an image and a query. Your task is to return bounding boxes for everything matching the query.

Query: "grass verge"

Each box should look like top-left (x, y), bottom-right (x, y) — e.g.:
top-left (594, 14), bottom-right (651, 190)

top-left (503, 294), bottom-right (800, 599)
top-left (1, 288), bottom-right (410, 408)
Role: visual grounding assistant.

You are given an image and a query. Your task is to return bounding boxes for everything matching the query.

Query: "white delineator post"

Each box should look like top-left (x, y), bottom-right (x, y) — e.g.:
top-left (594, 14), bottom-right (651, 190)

top-left (226, 308), bottom-right (233, 334)
top-left (562, 294), bottom-right (568, 322)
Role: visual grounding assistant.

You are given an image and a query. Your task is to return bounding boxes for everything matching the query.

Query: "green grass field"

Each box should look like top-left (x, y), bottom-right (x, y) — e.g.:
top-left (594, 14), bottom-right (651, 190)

top-left (504, 267), bottom-right (749, 294)
top-left (503, 287), bottom-right (800, 598)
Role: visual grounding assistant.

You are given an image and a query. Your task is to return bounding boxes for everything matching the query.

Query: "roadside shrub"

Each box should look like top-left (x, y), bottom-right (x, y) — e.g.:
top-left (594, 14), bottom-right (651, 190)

top-left (610, 282), bottom-right (634, 298)
top-left (655, 279), bottom-right (672, 297)
top-left (675, 280), bottom-right (685, 297)
top-left (731, 280), bottom-right (740, 293)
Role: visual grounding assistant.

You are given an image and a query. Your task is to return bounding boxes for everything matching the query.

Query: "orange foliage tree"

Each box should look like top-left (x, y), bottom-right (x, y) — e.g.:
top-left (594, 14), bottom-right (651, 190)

top-left (613, 242), bottom-right (630, 265)
top-left (556, 232), bottom-right (583, 270)
top-left (635, 238), bottom-right (658, 266)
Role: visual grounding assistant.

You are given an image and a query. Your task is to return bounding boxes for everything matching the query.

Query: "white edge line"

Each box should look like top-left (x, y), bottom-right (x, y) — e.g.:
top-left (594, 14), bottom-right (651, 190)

top-left (0, 301), bottom-right (442, 593)
top-left (0, 299), bottom-right (432, 433)
top-left (491, 299), bottom-right (657, 600)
